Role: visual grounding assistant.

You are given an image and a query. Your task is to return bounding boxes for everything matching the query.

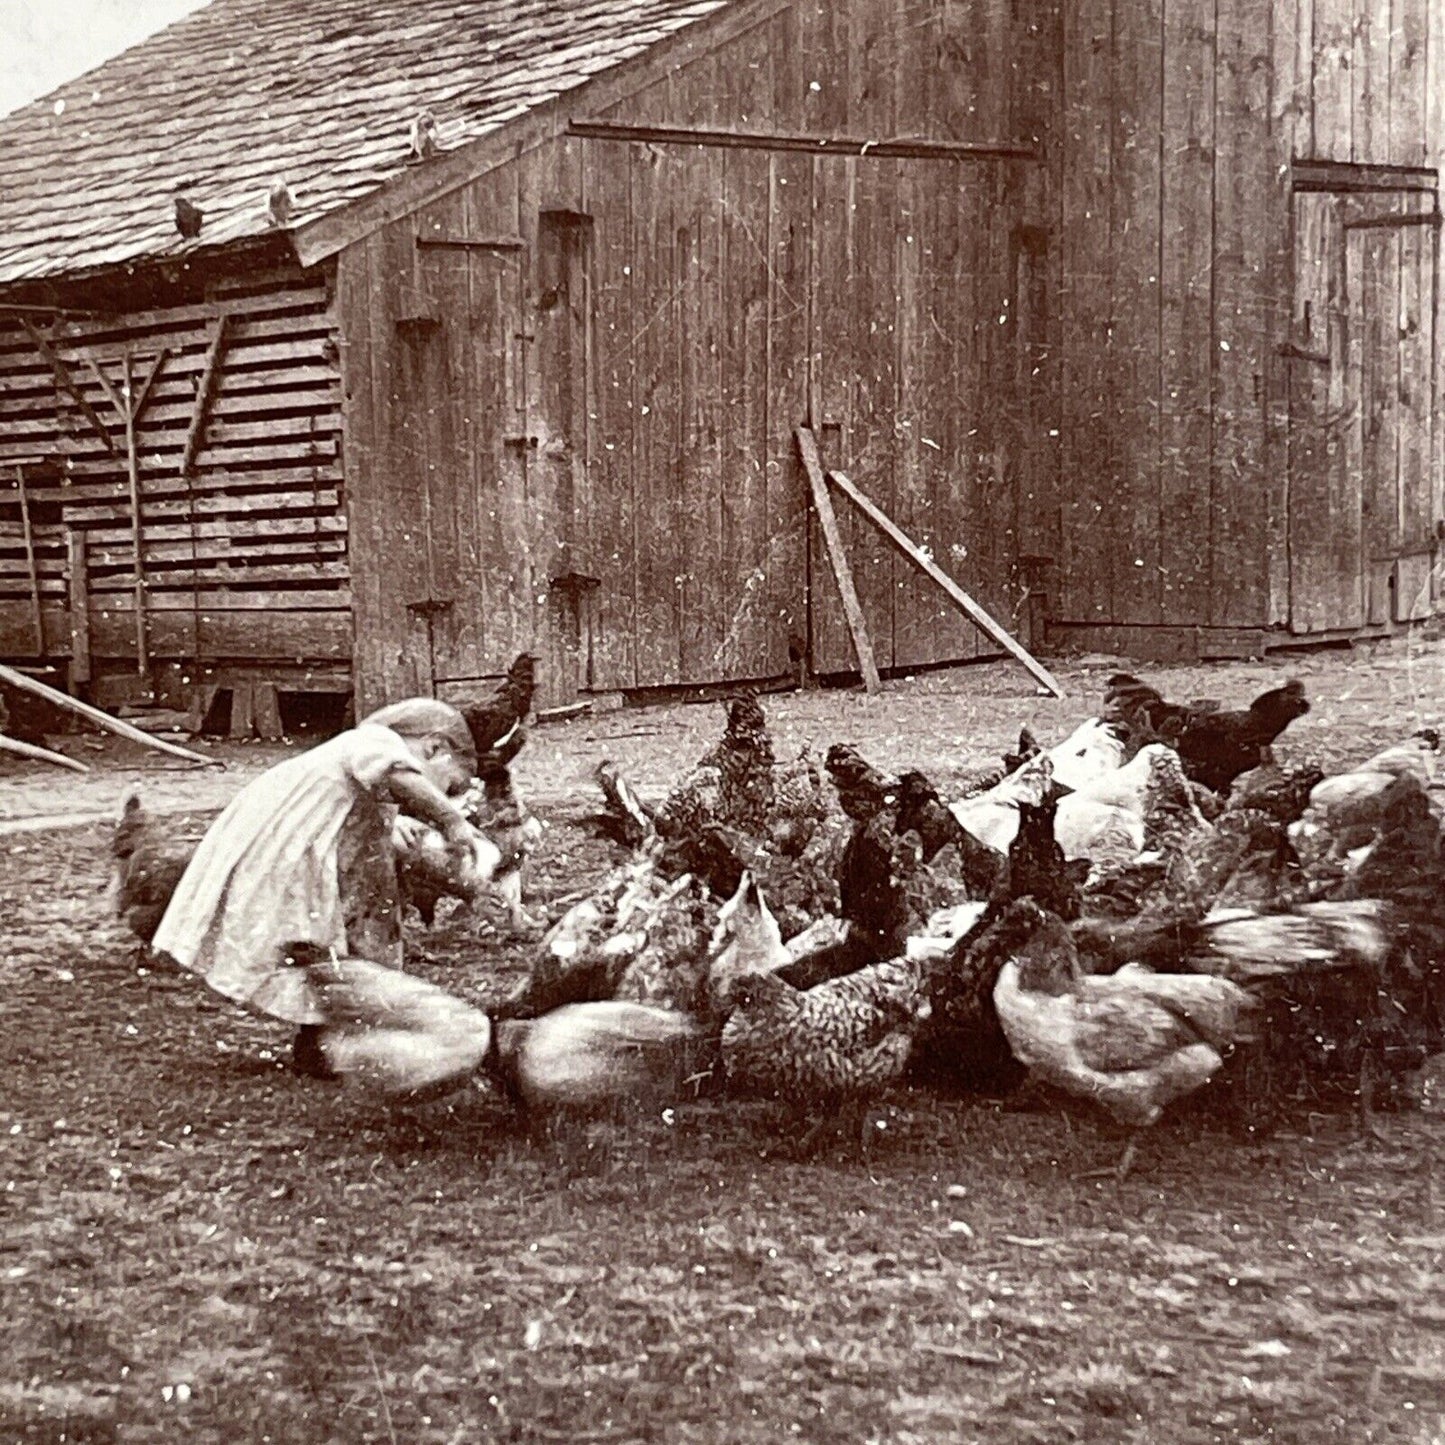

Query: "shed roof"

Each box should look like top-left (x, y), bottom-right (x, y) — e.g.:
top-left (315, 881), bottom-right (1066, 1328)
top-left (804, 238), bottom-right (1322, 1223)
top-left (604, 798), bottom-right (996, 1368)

top-left (0, 0), bottom-right (731, 287)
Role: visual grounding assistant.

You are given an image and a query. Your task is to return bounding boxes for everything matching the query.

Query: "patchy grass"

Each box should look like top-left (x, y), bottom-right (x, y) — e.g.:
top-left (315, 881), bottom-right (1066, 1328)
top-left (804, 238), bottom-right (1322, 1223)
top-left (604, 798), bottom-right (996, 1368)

top-left (4, 644), bottom-right (1445, 1442)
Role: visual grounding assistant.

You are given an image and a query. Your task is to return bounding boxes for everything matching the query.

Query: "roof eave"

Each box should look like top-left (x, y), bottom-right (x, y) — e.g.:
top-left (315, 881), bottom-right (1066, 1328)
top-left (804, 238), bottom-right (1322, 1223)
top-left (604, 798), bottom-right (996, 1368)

top-left (293, 0), bottom-right (790, 269)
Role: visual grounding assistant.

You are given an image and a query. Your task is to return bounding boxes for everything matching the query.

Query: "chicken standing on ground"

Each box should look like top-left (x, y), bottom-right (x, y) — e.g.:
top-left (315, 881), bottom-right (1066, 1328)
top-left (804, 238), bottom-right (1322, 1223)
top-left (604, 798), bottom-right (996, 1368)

top-left (993, 898), bottom-right (1260, 1177)
top-left (717, 873), bottom-right (930, 1153)
top-left (1106, 674), bottom-right (1311, 795)
top-left (109, 791), bottom-right (194, 950)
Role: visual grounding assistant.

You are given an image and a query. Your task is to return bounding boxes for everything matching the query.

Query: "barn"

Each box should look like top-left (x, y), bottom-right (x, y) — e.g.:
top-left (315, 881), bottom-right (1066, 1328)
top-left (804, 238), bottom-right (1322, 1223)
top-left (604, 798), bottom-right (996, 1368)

top-left (0, 0), bottom-right (1441, 724)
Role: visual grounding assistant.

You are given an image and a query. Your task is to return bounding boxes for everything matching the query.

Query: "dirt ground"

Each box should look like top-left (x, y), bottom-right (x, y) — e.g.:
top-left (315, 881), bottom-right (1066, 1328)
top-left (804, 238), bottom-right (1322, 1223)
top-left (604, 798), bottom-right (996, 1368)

top-left (4, 642), bottom-right (1445, 1443)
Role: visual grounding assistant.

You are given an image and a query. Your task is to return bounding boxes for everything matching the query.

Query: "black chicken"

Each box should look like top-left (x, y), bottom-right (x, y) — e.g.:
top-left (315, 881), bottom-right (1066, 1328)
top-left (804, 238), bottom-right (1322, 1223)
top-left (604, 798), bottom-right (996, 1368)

top-left (909, 897), bottom-right (1037, 1095)
top-left (461, 653), bottom-right (537, 763)
top-left (895, 769), bottom-right (1005, 895)
top-left (989, 773), bottom-right (1088, 923)
top-left (1106, 674), bottom-right (1311, 795)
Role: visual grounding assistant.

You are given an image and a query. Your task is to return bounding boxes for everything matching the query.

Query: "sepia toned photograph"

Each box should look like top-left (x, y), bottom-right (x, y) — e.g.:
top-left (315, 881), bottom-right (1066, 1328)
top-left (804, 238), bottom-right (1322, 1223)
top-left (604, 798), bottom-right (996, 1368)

top-left (1, 0), bottom-right (1443, 1440)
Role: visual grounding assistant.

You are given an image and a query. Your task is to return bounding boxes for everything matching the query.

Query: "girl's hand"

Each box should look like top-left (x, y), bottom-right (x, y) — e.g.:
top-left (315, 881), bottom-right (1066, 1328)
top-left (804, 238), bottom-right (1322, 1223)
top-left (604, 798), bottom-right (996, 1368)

top-left (392, 814), bottom-right (431, 852)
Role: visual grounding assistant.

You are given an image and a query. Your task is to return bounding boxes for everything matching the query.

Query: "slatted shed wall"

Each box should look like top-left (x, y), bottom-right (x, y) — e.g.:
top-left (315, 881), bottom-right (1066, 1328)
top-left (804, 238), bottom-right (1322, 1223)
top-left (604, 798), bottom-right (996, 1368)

top-left (1051, 0), bottom-right (1445, 649)
top-left (339, 0), bottom-right (1056, 712)
top-left (0, 268), bottom-right (349, 672)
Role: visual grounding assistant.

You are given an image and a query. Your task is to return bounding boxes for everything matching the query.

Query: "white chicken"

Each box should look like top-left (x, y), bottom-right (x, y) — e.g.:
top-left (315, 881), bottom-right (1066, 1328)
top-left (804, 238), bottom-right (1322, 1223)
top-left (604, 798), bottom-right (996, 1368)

top-left (992, 900), bottom-right (1259, 1175)
top-left (306, 955), bottom-right (493, 1098)
top-left (489, 1002), bottom-right (708, 1115)
top-left (950, 720), bottom-right (1131, 857)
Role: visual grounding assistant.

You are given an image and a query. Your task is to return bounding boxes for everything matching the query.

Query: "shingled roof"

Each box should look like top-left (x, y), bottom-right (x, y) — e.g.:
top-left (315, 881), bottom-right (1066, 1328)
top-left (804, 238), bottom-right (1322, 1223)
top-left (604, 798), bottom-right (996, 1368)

top-left (0, 0), bottom-right (732, 287)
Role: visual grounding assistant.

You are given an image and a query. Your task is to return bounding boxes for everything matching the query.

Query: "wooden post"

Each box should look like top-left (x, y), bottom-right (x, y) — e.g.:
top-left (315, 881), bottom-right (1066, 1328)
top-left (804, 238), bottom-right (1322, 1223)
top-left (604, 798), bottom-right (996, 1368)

top-left (86, 347), bottom-right (169, 680)
top-left (123, 353), bottom-right (147, 675)
top-left (825, 467), bottom-right (1066, 698)
top-left (67, 531), bottom-right (91, 685)
top-left (794, 427), bottom-right (882, 693)
top-left (14, 466), bottom-right (44, 654)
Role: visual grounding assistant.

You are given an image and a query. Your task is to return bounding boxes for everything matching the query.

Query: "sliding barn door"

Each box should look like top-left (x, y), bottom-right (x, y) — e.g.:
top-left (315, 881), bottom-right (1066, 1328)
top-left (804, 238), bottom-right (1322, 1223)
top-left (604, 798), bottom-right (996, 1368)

top-left (581, 137), bottom-right (806, 691)
top-left (1289, 185), bottom-right (1440, 632)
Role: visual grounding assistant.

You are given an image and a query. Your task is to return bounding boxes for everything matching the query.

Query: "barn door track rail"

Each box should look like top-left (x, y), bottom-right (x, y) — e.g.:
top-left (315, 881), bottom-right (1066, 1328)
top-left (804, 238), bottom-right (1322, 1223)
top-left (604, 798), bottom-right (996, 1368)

top-left (569, 119), bottom-right (1039, 164)
top-left (795, 427), bottom-right (1065, 699)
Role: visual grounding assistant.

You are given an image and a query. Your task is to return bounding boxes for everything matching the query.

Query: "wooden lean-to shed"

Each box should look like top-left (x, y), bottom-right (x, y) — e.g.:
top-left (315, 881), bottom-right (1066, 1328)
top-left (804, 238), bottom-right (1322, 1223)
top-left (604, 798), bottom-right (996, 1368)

top-left (0, 0), bottom-right (1060, 717)
top-left (4, 0), bottom-right (1439, 720)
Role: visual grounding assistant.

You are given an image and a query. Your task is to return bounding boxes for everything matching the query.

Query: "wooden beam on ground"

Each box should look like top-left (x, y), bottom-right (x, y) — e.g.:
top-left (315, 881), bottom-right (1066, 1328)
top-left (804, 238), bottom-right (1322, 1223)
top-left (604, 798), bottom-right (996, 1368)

top-left (0, 663), bottom-right (219, 767)
top-left (181, 317), bottom-right (229, 476)
top-left (0, 733), bottom-right (89, 774)
top-left (825, 467), bottom-right (1066, 698)
top-left (794, 428), bottom-right (881, 694)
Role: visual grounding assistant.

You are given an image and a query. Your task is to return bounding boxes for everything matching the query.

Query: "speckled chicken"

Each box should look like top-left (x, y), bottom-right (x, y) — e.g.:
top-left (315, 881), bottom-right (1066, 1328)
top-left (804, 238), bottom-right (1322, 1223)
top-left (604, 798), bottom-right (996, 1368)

top-left (656, 694), bottom-right (774, 839)
top-left (718, 875), bottom-right (930, 1135)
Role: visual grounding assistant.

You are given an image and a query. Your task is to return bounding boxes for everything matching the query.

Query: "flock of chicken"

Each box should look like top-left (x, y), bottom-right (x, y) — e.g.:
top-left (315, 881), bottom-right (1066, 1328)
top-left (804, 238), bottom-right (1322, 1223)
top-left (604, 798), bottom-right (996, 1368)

top-left (111, 661), bottom-right (1445, 1169)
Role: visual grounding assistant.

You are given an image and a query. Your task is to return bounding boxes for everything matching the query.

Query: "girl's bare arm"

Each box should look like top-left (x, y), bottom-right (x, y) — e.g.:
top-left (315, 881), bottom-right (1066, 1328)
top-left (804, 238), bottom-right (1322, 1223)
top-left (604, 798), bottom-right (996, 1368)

top-left (387, 770), bottom-right (470, 842)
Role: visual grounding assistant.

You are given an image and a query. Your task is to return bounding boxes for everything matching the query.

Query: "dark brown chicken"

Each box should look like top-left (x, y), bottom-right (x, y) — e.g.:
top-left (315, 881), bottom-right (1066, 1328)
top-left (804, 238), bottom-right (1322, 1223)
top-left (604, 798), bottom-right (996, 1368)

top-left (109, 791), bottom-right (192, 947)
top-left (825, 743), bottom-right (898, 824)
top-left (894, 769), bottom-right (1005, 896)
top-left (990, 772), bottom-right (1088, 923)
top-left (1105, 674), bottom-right (1311, 795)
top-left (460, 652), bottom-right (537, 762)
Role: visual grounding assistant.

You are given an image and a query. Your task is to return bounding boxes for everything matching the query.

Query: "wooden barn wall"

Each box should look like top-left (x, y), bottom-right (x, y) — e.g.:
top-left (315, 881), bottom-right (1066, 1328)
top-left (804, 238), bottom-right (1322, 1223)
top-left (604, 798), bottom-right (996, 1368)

top-left (1054, 0), bottom-right (1445, 636)
top-left (339, 0), bottom-right (1058, 710)
top-left (596, 0), bottom-right (1057, 682)
top-left (0, 268), bottom-right (348, 671)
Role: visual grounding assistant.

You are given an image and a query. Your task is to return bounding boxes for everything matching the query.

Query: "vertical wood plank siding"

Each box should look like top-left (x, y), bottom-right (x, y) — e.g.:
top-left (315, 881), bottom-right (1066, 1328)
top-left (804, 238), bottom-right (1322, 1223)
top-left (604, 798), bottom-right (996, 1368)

top-left (1053, 0), bottom-right (1444, 638)
top-left (336, 0), bottom-right (1445, 707)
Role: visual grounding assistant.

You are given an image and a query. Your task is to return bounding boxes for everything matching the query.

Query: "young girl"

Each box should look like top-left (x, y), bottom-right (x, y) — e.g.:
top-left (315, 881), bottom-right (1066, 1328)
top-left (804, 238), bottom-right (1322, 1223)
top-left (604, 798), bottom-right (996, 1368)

top-left (153, 697), bottom-right (489, 1074)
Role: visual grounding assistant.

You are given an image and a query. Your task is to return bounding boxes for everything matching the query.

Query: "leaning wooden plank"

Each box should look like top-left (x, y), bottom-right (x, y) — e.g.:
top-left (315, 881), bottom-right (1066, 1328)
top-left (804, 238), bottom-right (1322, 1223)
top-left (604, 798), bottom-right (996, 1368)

top-left (181, 315), bottom-right (230, 475)
top-left (0, 732), bottom-right (89, 774)
top-left (17, 318), bottom-right (116, 454)
top-left (0, 662), bottom-right (218, 767)
top-left (825, 468), bottom-right (1066, 698)
top-left (795, 427), bottom-right (881, 693)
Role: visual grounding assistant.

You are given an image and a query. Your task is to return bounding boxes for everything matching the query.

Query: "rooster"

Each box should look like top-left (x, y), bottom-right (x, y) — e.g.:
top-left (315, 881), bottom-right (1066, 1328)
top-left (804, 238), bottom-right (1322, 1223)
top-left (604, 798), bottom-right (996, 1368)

top-left (108, 790), bottom-right (193, 949)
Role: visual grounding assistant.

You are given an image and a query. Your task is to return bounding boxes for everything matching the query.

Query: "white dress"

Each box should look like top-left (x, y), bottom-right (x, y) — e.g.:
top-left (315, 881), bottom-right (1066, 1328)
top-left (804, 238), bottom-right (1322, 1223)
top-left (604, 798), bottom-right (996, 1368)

top-left (152, 723), bottom-right (424, 1025)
